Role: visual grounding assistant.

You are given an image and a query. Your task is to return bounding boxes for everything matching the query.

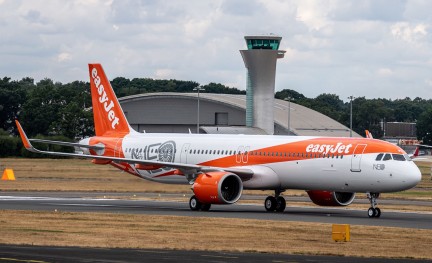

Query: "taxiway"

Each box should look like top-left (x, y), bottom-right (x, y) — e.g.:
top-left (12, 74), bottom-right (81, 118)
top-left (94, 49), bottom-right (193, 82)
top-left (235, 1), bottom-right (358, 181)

top-left (0, 192), bottom-right (431, 229)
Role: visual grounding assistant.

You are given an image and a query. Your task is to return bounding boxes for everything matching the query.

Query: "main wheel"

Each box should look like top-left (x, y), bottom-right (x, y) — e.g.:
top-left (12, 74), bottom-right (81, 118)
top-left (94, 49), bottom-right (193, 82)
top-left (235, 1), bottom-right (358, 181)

top-left (367, 207), bottom-right (376, 218)
top-left (264, 196), bottom-right (277, 211)
top-left (375, 207), bottom-right (381, 218)
top-left (189, 195), bottom-right (202, 211)
top-left (275, 196), bottom-right (286, 212)
top-left (201, 203), bottom-right (211, 211)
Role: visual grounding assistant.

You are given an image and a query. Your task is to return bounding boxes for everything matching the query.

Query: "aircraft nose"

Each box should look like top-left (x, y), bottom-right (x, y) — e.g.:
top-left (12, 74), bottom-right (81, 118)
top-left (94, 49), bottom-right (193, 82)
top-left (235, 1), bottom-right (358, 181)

top-left (406, 165), bottom-right (422, 188)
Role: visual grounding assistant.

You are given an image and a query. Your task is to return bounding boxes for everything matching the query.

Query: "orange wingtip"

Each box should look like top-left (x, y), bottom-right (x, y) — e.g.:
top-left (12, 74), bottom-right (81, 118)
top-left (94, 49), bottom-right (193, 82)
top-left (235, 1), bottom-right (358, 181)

top-left (15, 120), bottom-right (32, 149)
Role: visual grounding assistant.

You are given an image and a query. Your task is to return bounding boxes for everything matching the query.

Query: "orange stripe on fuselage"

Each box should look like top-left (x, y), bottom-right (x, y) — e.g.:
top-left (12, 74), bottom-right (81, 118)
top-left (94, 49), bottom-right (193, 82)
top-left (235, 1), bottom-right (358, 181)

top-left (199, 137), bottom-right (405, 168)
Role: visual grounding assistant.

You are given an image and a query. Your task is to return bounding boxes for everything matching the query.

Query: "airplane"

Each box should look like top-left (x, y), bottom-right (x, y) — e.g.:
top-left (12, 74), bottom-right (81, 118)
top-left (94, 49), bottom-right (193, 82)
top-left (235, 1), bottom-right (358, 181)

top-left (15, 64), bottom-right (422, 218)
top-left (411, 144), bottom-right (432, 162)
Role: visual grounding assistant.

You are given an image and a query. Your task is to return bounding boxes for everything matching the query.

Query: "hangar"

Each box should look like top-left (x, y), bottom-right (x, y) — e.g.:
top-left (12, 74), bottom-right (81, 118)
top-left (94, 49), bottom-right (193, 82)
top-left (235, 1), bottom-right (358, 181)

top-left (118, 35), bottom-right (359, 138)
top-left (119, 92), bottom-right (360, 137)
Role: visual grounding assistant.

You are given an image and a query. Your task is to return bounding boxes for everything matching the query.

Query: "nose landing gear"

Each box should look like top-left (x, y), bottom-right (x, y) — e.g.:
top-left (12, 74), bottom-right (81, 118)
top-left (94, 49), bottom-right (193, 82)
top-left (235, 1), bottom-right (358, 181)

top-left (366, 192), bottom-right (381, 218)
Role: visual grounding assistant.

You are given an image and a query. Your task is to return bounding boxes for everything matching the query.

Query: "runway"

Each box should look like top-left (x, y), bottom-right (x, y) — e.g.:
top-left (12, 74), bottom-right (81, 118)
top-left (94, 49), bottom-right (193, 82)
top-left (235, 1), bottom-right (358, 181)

top-left (1, 192), bottom-right (431, 229)
top-left (1, 244), bottom-right (431, 263)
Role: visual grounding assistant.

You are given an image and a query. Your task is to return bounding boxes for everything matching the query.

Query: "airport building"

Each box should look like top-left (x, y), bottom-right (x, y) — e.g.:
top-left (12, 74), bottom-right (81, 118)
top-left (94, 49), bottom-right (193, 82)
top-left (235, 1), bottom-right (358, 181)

top-left (119, 93), bottom-right (358, 137)
top-left (240, 35), bottom-right (285, 135)
top-left (119, 35), bottom-right (359, 137)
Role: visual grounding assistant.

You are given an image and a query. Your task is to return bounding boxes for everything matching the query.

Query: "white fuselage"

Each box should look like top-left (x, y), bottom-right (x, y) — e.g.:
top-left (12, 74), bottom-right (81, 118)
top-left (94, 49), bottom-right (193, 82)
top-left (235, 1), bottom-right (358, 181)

top-left (119, 133), bottom-right (421, 193)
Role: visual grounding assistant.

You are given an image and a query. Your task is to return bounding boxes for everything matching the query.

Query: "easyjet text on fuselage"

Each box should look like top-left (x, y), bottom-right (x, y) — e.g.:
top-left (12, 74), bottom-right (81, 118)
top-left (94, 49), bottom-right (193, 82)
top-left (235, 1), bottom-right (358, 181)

top-left (306, 142), bottom-right (352, 155)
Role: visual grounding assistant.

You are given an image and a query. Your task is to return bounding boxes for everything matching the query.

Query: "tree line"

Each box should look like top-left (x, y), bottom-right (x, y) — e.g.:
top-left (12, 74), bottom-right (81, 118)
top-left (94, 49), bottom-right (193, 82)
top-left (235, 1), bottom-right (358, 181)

top-left (0, 75), bottom-right (431, 157)
top-left (275, 89), bottom-right (432, 144)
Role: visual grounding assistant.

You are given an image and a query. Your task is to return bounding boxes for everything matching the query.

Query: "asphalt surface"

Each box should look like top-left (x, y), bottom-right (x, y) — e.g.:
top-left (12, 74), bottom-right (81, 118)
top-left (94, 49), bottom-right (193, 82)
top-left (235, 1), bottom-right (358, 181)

top-left (0, 191), bottom-right (431, 229)
top-left (1, 192), bottom-right (432, 262)
top-left (0, 244), bottom-right (431, 263)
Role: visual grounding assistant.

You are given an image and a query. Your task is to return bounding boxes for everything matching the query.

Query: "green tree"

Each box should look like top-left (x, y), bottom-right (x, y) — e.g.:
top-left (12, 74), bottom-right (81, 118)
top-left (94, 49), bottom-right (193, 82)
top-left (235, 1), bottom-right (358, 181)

top-left (311, 94), bottom-right (344, 122)
top-left (0, 77), bottom-right (28, 134)
top-left (353, 98), bottom-right (388, 138)
top-left (201, 82), bottom-right (245, 94)
top-left (416, 106), bottom-right (432, 144)
top-left (20, 78), bottom-right (61, 137)
top-left (275, 89), bottom-right (306, 101)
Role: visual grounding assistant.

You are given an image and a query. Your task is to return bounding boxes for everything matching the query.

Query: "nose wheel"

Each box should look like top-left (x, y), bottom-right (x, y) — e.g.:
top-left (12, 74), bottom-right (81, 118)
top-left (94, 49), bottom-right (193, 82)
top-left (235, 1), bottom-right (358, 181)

top-left (264, 190), bottom-right (286, 212)
top-left (366, 192), bottom-right (381, 218)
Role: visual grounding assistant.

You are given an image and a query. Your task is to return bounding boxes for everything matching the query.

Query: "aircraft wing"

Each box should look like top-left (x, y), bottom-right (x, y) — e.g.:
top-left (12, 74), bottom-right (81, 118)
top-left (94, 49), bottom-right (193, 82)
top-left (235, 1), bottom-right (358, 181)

top-left (15, 120), bottom-right (254, 178)
top-left (414, 144), bottom-right (432, 148)
top-left (29, 138), bottom-right (104, 151)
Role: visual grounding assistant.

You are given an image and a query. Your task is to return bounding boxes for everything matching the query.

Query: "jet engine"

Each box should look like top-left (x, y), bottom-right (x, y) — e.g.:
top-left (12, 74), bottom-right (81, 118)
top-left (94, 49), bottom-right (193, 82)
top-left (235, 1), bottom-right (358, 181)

top-left (193, 172), bottom-right (243, 204)
top-left (306, 190), bottom-right (355, 206)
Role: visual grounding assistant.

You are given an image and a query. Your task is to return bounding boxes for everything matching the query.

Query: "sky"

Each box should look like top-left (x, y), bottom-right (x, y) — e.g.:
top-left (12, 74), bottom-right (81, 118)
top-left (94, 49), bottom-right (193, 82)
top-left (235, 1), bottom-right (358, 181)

top-left (1, 0), bottom-right (432, 100)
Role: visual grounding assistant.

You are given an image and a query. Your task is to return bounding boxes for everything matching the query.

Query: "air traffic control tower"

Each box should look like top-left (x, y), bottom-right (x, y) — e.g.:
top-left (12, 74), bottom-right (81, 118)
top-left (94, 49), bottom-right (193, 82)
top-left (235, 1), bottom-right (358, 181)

top-left (240, 35), bottom-right (285, 135)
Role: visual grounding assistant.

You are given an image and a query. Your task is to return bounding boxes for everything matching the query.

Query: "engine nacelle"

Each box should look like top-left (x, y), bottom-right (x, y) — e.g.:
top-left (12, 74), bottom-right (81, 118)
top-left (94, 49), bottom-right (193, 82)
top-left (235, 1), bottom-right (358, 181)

top-left (306, 190), bottom-right (355, 206)
top-left (193, 172), bottom-right (243, 204)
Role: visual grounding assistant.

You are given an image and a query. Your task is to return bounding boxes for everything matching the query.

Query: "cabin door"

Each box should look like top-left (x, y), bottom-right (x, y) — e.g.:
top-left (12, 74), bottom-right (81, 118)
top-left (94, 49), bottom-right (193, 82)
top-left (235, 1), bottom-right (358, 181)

top-left (180, 143), bottom-right (191, 163)
top-left (350, 144), bottom-right (367, 172)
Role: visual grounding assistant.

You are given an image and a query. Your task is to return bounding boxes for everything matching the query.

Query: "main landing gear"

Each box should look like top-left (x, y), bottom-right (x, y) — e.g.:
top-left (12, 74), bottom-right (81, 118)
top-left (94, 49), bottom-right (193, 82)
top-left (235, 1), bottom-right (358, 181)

top-left (367, 192), bottom-right (381, 218)
top-left (189, 195), bottom-right (211, 211)
top-left (264, 190), bottom-right (286, 212)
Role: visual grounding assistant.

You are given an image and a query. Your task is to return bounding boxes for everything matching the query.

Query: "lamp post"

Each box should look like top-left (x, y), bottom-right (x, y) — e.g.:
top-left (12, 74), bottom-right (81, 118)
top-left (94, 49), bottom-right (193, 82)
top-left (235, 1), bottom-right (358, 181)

top-left (284, 96), bottom-right (293, 135)
top-left (348, 96), bottom-right (355, 137)
top-left (193, 86), bottom-right (205, 134)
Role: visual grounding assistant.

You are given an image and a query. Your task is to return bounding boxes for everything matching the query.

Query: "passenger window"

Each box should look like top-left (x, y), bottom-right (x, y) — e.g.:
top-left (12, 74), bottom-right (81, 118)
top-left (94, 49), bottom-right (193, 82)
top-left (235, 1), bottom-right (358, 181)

top-left (392, 154), bottom-right (406, 161)
top-left (382, 154), bottom-right (392, 161)
top-left (375, 153), bottom-right (384, 161)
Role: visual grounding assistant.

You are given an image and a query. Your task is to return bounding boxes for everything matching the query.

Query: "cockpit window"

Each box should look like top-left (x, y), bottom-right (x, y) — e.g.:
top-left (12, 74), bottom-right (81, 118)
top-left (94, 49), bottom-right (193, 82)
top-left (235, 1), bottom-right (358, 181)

top-left (382, 154), bottom-right (392, 161)
top-left (375, 153), bottom-right (384, 161)
top-left (392, 154), bottom-right (406, 161)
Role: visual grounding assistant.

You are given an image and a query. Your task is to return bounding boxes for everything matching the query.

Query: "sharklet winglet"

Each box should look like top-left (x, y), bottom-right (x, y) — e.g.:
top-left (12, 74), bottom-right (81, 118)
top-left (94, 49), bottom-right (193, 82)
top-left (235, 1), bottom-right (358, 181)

top-left (15, 120), bottom-right (38, 153)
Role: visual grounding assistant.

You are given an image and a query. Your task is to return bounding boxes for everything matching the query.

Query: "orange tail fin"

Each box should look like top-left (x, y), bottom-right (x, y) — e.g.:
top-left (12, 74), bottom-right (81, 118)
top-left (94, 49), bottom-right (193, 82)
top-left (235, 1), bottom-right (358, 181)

top-left (89, 64), bottom-right (131, 137)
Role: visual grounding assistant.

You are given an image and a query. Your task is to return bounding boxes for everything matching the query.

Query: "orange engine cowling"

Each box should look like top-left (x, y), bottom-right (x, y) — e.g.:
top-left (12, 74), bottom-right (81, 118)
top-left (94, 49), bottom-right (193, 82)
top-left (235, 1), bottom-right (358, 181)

top-left (306, 190), bottom-right (355, 206)
top-left (193, 172), bottom-right (243, 204)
